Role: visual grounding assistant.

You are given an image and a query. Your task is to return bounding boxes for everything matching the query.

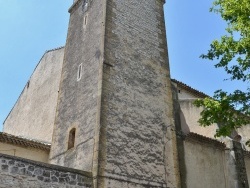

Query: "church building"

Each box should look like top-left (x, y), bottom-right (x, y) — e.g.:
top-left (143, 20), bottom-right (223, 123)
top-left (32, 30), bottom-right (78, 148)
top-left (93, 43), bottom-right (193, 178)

top-left (1, 0), bottom-right (250, 187)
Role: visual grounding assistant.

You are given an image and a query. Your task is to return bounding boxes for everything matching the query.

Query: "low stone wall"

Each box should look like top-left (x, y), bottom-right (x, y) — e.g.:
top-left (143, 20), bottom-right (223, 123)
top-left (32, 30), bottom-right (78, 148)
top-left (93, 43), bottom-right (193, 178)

top-left (0, 153), bottom-right (93, 188)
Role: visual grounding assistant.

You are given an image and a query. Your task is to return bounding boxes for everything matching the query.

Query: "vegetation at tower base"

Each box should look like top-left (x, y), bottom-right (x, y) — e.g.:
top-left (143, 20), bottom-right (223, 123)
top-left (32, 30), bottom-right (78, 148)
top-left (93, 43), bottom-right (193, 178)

top-left (194, 0), bottom-right (250, 141)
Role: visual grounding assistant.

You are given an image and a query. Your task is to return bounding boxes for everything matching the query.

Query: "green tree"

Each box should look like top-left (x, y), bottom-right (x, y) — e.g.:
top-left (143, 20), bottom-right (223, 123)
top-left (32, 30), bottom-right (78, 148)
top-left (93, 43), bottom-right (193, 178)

top-left (194, 0), bottom-right (250, 139)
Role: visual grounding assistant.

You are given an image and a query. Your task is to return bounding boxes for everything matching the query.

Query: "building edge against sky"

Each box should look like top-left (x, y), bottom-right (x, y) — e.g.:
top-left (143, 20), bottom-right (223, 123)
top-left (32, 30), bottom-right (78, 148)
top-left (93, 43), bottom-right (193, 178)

top-left (1, 1), bottom-right (248, 130)
top-left (3, 0), bottom-right (181, 187)
top-left (1, 1), bottom-right (250, 188)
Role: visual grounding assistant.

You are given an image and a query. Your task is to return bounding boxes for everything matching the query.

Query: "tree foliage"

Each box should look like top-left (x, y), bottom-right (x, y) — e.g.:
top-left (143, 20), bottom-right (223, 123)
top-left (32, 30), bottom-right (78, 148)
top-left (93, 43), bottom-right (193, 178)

top-left (194, 0), bottom-right (250, 138)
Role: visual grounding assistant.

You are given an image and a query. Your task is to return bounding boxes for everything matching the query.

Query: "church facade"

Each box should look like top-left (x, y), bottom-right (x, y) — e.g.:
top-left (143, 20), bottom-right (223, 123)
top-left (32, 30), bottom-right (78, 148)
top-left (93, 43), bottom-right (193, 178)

top-left (1, 0), bottom-right (250, 187)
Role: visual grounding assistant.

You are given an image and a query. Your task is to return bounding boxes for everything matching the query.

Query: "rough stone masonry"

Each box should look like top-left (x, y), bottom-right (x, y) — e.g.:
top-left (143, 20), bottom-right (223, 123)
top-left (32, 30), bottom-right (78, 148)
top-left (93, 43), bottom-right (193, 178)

top-left (0, 154), bottom-right (92, 188)
top-left (49, 0), bottom-right (180, 187)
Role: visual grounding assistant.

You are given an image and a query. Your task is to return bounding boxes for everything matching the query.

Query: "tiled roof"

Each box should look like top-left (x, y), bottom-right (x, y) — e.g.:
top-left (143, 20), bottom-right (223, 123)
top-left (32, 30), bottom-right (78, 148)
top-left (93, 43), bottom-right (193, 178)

top-left (171, 79), bottom-right (209, 99)
top-left (0, 132), bottom-right (51, 151)
top-left (185, 132), bottom-right (226, 149)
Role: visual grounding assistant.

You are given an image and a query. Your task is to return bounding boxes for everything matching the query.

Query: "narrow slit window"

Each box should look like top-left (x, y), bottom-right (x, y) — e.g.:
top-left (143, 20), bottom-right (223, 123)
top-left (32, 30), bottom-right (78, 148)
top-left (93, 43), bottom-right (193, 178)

top-left (68, 128), bottom-right (76, 150)
top-left (84, 15), bottom-right (88, 26)
top-left (77, 63), bottom-right (83, 81)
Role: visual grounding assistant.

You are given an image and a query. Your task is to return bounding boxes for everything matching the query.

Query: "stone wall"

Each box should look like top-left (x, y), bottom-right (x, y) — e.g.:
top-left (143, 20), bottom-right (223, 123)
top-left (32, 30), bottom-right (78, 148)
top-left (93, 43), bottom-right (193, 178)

top-left (0, 153), bottom-right (92, 188)
top-left (49, 0), bottom-right (105, 174)
top-left (99, 0), bottom-right (180, 187)
top-left (183, 137), bottom-right (226, 188)
top-left (233, 141), bottom-right (249, 188)
top-left (98, 177), bottom-right (167, 188)
top-left (236, 125), bottom-right (250, 151)
top-left (244, 154), bottom-right (250, 185)
top-left (179, 99), bottom-right (218, 138)
top-left (3, 47), bottom-right (64, 143)
top-left (172, 78), bottom-right (250, 188)
top-left (181, 134), bottom-right (243, 188)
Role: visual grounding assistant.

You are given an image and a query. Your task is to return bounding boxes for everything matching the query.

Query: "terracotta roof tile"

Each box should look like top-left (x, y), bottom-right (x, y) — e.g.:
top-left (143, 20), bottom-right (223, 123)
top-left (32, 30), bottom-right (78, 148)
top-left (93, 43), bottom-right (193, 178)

top-left (185, 132), bottom-right (226, 149)
top-left (171, 79), bottom-right (209, 99)
top-left (0, 132), bottom-right (50, 151)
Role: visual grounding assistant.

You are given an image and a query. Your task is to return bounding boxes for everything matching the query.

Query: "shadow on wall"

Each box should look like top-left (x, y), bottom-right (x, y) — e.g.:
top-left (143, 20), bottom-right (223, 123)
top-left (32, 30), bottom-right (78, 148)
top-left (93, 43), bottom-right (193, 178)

top-left (180, 109), bottom-right (190, 135)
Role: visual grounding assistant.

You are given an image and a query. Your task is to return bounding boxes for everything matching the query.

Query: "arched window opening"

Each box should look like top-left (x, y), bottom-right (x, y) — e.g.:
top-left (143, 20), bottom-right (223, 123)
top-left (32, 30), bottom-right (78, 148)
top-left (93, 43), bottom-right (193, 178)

top-left (68, 128), bottom-right (76, 150)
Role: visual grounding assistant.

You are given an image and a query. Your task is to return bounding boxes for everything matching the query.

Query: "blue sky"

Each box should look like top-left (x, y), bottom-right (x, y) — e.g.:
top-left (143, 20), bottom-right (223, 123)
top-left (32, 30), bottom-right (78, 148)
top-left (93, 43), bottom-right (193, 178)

top-left (0, 1), bottom-right (247, 131)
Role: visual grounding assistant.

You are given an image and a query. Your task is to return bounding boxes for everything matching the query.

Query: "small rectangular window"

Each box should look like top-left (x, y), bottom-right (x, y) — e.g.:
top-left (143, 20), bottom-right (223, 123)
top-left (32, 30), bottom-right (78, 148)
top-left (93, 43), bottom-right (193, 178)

top-left (77, 63), bottom-right (83, 81)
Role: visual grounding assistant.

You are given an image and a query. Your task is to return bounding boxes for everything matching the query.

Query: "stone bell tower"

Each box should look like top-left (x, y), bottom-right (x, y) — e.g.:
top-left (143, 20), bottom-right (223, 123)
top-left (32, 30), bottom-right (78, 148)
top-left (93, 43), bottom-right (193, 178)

top-left (50, 0), bottom-right (180, 187)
